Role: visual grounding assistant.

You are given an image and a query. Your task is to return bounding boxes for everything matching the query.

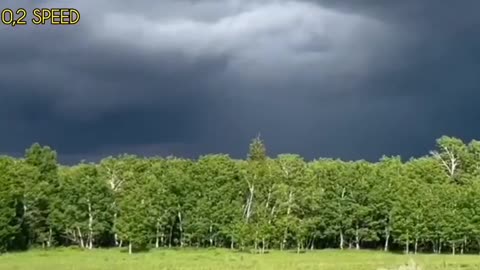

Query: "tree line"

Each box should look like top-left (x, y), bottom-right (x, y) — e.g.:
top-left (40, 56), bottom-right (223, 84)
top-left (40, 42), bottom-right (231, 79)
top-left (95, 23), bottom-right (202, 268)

top-left (1, 136), bottom-right (480, 255)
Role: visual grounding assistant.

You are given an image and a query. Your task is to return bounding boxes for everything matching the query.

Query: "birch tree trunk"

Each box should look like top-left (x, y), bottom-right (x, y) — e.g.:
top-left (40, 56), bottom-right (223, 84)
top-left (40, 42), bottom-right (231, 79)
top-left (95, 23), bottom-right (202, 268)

top-left (72, 229), bottom-right (77, 245)
top-left (209, 224), bottom-right (214, 247)
top-left (77, 227), bottom-right (84, 248)
top-left (107, 171), bottom-right (122, 247)
top-left (339, 187), bottom-right (345, 250)
top-left (87, 199), bottom-right (94, 249)
top-left (155, 220), bottom-right (160, 248)
top-left (178, 212), bottom-right (184, 247)
top-left (431, 146), bottom-right (459, 179)
top-left (113, 211), bottom-right (119, 246)
top-left (384, 226), bottom-right (390, 251)
top-left (282, 191), bottom-right (294, 247)
top-left (406, 232), bottom-right (409, 254)
top-left (106, 172), bottom-right (121, 247)
top-left (47, 228), bottom-right (52, 248)
top-left (128, 242), bottom-right (132, 254)
top-left (339, 229), bottom-right (344, 250)
top-left (355, 224), bottom-right (360, 250)
top-left (244, 181), bottom-right (255, 223)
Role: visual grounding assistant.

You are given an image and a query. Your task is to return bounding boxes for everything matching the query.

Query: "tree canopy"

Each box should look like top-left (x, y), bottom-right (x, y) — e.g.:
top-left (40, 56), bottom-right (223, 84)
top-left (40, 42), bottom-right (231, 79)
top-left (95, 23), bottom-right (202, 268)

top-left (1, 136), bottom-right (480, 255)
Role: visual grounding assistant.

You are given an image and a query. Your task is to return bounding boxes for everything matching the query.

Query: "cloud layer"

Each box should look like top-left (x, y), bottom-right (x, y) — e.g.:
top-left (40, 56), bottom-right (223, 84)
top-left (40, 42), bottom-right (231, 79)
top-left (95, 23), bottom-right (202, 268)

top-left (1, 0), bottom-right (480, 163)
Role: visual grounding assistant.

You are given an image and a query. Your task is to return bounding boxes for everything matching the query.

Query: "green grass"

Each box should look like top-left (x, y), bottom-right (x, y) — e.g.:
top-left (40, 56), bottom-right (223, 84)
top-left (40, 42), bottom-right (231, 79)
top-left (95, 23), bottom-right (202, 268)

top-left (1, 248), bottom-right (480, 270)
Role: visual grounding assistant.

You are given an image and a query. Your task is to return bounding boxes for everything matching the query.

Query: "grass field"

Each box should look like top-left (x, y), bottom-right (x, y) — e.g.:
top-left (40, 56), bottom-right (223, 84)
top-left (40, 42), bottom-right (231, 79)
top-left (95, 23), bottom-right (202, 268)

top-left (1, 248), bottom-right (479, 270)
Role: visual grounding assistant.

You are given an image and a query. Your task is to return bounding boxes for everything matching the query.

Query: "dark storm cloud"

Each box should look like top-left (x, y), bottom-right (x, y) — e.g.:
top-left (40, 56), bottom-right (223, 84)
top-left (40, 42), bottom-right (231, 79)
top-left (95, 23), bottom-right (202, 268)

top-left (1, 0), bottom-right (480, 163)
top-left (304, 0), bottom-right (480, 158)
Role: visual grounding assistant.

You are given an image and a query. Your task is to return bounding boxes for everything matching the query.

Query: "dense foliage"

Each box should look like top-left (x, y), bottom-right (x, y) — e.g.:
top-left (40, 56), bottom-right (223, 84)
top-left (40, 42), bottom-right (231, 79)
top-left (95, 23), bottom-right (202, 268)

top-left (2, 136), bottom-right (480, 255)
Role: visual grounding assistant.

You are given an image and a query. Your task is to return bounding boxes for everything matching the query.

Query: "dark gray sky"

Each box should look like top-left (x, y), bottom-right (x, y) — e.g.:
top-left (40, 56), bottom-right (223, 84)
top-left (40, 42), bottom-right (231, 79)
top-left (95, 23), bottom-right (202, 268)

top-left (1, 0), bottom-right (480, 164)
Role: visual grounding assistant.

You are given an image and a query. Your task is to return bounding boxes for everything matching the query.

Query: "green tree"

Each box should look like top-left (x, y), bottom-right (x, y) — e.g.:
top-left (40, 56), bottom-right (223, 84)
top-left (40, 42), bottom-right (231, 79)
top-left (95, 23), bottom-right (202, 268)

top-left (54, 164), bottom-right (113, 249)
top-left (114, 157), bottom-right (154, 254)
top-left (24, 143), bottom-right (59, 248)
top-left (0, 157), bottom-right (21, 252)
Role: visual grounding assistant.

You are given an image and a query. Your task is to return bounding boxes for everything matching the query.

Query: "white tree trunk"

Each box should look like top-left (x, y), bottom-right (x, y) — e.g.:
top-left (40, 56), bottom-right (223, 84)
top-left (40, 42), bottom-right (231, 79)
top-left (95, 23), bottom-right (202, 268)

top-left (406, 232), bottom-right (409, 254)
top-left (355, 224), bottom-right (360, 250)
top-left (178, 211), bottom-right (184, 247)
top-left (244, 182), bottom-right (255, 223)
top-left (113, 211), bottom-right (118, 246)
top-left (431, 147), bottom-right (459, 179)
top-left (87, 199), bottom-right (94, 249)
top-left (339, 229), bottom-right (344, 250)
top-left (77, 227), bottom-right (84, 248)
top-left (282, 191), bottom-right (294, 246)
top-left (47, 228), bottom-right (52, 248)
top-left (155, 220), bottom-right (160, 248)
top-left (107, 170), bottom-right (123, 247)
top-left (384, 226), bottom-right (390, 251)
top-left (265, 188), bottom-right (272, 209)
top-left (209, 224), bottom-right (213, 246)
top-left (128, 242), bottom-right (132, 254)
top-left (72, 229), bottom-right (77, 244)
top-left (339, 187), bottom-right (346, 251)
